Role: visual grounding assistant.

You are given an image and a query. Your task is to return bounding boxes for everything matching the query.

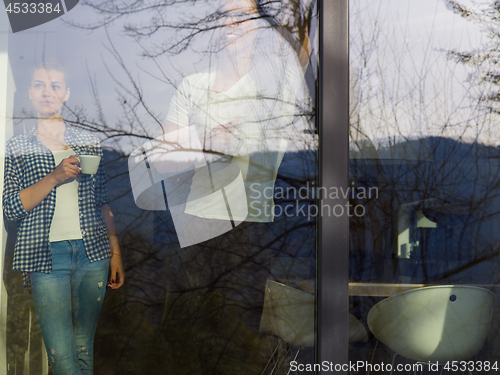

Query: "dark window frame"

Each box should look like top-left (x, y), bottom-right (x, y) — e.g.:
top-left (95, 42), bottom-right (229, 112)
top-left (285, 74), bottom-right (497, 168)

top-left (318, 0), bottom-right (349, 373)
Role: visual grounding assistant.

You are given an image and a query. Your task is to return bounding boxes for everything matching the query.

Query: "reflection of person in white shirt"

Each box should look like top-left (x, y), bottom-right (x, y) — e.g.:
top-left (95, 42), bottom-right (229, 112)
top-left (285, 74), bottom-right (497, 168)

top-left (159, 0), bottom-right (303, 219)
top-left (128, 0), bottom-right (306, 247)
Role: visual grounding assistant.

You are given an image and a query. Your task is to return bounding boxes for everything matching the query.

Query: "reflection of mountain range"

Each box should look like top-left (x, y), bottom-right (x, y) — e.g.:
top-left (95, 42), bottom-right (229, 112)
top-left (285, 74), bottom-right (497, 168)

top-left (352, 136), bottom-right (500, 204)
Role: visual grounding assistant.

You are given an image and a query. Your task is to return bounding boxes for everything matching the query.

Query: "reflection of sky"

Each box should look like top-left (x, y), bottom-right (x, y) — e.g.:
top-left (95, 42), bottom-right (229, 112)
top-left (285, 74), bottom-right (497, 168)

top-left (350, 0), bottom-right (496, 147)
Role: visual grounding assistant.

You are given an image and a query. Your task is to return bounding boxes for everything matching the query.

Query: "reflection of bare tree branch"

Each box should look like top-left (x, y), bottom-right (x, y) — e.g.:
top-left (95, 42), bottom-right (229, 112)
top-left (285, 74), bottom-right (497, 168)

top-left (445, 1), bottom-right (500, 117)
top-left (70, 0), bottom-right (313, 57)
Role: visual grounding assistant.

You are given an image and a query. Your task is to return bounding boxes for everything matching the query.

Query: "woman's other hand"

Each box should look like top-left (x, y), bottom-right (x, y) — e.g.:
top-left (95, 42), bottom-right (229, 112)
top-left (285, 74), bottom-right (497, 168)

top-left (51, 154), bottom-right (80, 184)
top-left (108, 253), bottom-right (125, 289)
top-left (208, 119), bottom-right (240, 154)
top-left (101, 205), bottom-right (124, 289)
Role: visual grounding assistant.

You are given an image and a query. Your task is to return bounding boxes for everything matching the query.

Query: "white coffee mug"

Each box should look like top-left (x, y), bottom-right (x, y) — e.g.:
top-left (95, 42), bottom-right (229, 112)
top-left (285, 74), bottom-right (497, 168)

top-left (79, 155), bottom-right (101, 174)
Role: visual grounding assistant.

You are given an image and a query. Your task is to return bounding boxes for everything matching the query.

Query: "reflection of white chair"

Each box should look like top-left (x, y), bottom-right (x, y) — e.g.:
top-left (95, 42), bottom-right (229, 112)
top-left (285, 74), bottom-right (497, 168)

top-left (367, 286), bottom-right (494, 369)
top-left (260, 280), bottom-right (367, 375)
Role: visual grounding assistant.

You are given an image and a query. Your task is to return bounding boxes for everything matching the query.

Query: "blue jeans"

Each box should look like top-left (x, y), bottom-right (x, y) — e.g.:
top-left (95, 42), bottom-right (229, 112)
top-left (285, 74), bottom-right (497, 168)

top-left (31, 240), bottom-right (109, 375)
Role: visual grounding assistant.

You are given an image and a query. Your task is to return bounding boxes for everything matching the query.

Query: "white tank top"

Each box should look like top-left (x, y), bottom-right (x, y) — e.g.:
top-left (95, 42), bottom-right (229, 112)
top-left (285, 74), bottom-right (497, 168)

top-left (49, 148), bottom-right (83, 242)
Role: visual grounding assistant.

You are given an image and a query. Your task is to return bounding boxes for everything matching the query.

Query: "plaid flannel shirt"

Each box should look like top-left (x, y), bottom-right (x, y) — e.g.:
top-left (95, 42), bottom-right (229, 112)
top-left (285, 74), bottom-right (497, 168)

top-left (2, 126), bottom-right (111, 291)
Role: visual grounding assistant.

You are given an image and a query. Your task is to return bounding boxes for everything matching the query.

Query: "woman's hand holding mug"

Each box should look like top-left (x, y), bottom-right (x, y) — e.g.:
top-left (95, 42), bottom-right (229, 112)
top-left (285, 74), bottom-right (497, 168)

top-left (51, 154), bottom-right (81, 185)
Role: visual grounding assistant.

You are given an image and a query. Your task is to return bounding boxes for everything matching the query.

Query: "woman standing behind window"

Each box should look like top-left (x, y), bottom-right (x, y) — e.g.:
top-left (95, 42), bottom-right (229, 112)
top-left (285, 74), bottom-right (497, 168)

top-left (2, 59), bottom-right (124, 375)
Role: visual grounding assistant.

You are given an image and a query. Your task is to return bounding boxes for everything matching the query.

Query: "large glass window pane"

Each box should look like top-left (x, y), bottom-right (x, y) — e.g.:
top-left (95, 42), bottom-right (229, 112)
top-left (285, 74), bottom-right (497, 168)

top-left (350, 0), bottom-right (500, 372)
top-left (0, 1), bottom-right (318, 373)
